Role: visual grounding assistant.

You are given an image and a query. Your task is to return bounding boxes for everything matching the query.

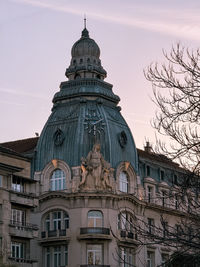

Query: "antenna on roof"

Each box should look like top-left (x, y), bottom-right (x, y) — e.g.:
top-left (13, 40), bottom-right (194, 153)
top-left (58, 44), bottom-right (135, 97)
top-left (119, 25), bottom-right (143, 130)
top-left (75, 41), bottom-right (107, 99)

top-left (84, 14), bottom-right (87, 28)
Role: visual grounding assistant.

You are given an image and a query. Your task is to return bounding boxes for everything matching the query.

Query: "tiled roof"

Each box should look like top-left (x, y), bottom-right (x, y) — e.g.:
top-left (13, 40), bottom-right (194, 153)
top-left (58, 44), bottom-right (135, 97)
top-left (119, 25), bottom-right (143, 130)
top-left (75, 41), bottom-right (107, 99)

top-left (0, 137), bottom-right (39, 154)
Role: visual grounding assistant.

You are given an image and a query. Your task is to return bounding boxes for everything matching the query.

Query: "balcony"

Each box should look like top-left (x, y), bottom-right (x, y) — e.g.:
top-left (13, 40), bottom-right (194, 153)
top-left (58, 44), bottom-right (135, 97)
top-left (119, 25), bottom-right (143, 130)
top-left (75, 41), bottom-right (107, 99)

top-left (40, 229), bottom-right (69, 243)
top-left (10, 191), bottom-right (38, 207)
top-left (9, 221), bottom-right (38, 238)
top-left (9, 257), bottom-right (37, 267)
top-left (119, 230), bottom-right (139, 244)
top-left (78, 227), bottom-right (111, 240)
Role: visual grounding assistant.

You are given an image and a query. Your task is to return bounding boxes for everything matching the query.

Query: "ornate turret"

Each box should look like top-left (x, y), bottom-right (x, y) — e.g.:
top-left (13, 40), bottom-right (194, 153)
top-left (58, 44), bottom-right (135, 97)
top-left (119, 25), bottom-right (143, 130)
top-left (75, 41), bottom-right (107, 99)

top-left (65, 27), bottom-right (107, 80)
top-left (34, 27), bottom-right (138, 174)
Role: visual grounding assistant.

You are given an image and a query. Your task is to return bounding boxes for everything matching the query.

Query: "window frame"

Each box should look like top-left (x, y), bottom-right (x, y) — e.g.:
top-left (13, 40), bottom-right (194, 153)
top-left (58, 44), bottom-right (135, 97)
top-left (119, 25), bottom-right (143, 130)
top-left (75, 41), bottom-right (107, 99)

top-left (87, 244), bottom-right (103, 265)
top-left (88, 210), bottom-right (103, 228)
top-left (50, 169), bottom-right (66, 191)
top-left (119, 171), bottom-right (128, 193)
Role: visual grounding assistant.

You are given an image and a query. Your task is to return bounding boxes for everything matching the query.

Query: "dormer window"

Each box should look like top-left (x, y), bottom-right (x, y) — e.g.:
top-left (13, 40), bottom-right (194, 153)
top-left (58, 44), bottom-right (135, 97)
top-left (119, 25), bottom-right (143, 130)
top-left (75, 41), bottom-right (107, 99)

top-left (119, 172), bottom-right (128, 193)
top-left (146, 165), bottom-right (150, 177)
top-left (50, 169), bottom-right (66, 191)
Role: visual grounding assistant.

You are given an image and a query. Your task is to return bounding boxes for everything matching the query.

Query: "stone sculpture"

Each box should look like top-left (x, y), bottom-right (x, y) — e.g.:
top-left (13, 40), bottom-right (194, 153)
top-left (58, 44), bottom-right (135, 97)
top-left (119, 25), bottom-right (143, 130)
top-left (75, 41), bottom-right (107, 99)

top-left (79, 144), bottom-right (112, 191)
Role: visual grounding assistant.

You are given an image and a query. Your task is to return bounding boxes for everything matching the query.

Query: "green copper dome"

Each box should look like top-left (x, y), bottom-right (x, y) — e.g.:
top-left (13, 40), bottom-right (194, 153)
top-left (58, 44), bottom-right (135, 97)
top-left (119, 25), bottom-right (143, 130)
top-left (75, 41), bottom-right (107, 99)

top-left (34, 28), bottom-right (138, 173)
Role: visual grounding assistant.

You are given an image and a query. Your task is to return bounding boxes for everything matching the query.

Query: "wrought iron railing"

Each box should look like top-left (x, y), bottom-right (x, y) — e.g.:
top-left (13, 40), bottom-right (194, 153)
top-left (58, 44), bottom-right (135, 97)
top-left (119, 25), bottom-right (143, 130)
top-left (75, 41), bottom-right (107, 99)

top-left (41, 229), bottom-right (67, 238)
top-left (10, 220), bottom-right (38, 230)
top-left (80, 227), bottom-right (110, 235)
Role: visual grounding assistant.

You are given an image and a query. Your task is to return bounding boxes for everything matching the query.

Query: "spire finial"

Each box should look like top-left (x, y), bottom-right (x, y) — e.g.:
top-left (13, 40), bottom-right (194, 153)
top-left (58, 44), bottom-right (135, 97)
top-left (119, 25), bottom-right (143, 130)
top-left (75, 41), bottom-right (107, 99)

top-left (84, 14), bottom-right (86, 29)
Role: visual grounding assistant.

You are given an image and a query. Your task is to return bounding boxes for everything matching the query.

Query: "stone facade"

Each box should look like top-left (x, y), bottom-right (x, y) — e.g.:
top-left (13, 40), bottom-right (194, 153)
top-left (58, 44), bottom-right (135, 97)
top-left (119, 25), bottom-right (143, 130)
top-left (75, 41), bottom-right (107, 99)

top-left (0, 146), bottom-right (38, 266)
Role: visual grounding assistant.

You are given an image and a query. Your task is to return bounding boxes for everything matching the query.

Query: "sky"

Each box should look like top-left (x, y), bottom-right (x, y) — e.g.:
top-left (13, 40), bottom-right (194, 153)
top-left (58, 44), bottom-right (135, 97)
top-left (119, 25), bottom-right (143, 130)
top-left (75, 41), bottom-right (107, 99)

top-left (1, 0), bottom-right (200, 149)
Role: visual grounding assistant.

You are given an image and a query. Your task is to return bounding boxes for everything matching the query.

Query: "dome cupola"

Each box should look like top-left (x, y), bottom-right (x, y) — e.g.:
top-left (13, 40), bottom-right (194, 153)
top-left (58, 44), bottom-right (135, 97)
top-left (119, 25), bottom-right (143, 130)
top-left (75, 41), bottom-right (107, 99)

top-left (35, 26), bottom-right (138, 175)
top-left (65, 27), bottom-right (107, 80)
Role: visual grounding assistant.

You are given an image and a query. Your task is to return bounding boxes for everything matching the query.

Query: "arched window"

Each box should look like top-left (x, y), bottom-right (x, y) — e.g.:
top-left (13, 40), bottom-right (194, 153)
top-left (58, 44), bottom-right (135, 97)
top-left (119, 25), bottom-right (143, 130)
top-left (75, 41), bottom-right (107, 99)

top-left (43, 210), bottom-right (69, 232)
top-left (88, 210), bottom-right (103, 227)
top-left (50, 169), bottom-right (66, 191)
top-left (118, 211), bottom-right (134, 233)
top-left (119, 172), bottom-right (128, 193)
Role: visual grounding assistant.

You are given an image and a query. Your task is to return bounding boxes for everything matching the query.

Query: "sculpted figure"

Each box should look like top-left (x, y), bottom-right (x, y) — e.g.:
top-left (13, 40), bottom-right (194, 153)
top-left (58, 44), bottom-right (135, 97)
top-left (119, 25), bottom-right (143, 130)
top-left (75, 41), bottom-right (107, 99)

top-left (79, 143), bottom-right (112, 190)
top-left (101, 168), bottom-right (112, 190)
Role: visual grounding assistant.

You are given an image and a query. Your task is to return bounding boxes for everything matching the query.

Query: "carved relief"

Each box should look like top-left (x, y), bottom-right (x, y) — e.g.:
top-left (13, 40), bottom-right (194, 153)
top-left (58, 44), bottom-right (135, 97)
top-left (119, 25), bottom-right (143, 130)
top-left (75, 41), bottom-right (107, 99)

top-left (79, 144), bottom-right (113, 191)
top-left (118, 131), bottom-right (127, 148)
top-left (53, 129), bottom-right (65, 146)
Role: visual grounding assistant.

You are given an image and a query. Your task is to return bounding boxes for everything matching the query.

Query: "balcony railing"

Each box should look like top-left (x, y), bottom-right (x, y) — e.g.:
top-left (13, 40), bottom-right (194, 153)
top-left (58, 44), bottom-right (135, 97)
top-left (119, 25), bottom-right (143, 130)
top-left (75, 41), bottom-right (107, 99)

top-left (120, 230), bottom-right (138, 240)
top-left (9, 257), bottom-right (37, 263)
top-left (41, 229), bottom-right (67, 238)
top-left (10, 220), bottom-right (38, 230)
top-left (80, 227), bottom-right (110, 235)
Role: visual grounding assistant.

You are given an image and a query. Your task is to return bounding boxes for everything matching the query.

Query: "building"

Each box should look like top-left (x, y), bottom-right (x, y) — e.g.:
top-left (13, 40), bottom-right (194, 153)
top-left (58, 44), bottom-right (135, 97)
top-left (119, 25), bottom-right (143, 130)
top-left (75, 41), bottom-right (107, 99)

top-left (0, 26), bottom-right (196, 267)
top-left (0, 145), bottom-right (38, 266)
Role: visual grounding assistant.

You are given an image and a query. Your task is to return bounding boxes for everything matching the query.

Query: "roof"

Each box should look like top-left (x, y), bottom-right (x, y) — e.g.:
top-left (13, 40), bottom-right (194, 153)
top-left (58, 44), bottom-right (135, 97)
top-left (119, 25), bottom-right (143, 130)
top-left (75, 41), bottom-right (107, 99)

top-left (137, 148), bottom-right (179, 168)
top-left (0, 137), bottom-right (180, 170)
top-left (0, 137), bottom-right (39, 154)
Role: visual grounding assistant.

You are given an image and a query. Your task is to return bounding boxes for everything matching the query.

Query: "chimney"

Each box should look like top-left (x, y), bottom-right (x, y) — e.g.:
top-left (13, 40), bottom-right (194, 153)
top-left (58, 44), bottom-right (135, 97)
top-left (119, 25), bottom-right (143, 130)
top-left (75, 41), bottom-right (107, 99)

top-left (144, 141), bottom-right (152, 153)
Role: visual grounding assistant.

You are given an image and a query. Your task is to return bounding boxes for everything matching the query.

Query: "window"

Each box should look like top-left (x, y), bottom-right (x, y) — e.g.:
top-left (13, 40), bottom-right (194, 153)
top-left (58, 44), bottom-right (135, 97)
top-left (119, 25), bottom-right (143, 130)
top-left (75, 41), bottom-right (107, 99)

top-left (119, 172), bottom-right (128, 193)
top-left (45, 214), bottom-right (50, 231)
top-left (45, 245), bottom-right (68, 267)
top-left (119, 247), bottom-right (135, 267)
top-left (118, 212), bottom-right (135, 238)
top-left (54, 246), bottom-right (61, 267)
top-left (160, 170), bottom-right (165, 181)
top-left (175, 194), bottom-right (179, 209)
top-left (162, 221), bottom-right (168, 237)
top-left (161, 253), bottom-right (169, 266)
top-left (64, 212), bottom-right (69, 229)
top-left (146, 165), bottom-right (150, 177)
top-left (0, 175), bottom-right (2, 187)
top-left (87, 244), bottom-right (102, 265)
top-left (53, 211), bottom-right (61, 230)
top-left (147, 218), bottom-right (154, 234)
top-left (11, 242), bottom-right (25, 259)
top-left (11, 208), bottom-right (26, 226)
top-left (147, 186), bottom-right (153, 203)
top-left (44, 210), bottom-right (69, 231)
top-left (161, 191), bottom-right (167, 207)
top-left (45, 247), bottom-right (50, 267)
top-left (173, 174), bottom-right (178, 185)
top-left (50, 169), bottom-right (66, 191)
top-left (147, 251), bottom-right (155, 267)
top-left (176, 224), bottom-right (183, 236)
top-left (88, 211), bottom-right (103, 227)
top-left (12, 176), bottom-right (24, 192)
